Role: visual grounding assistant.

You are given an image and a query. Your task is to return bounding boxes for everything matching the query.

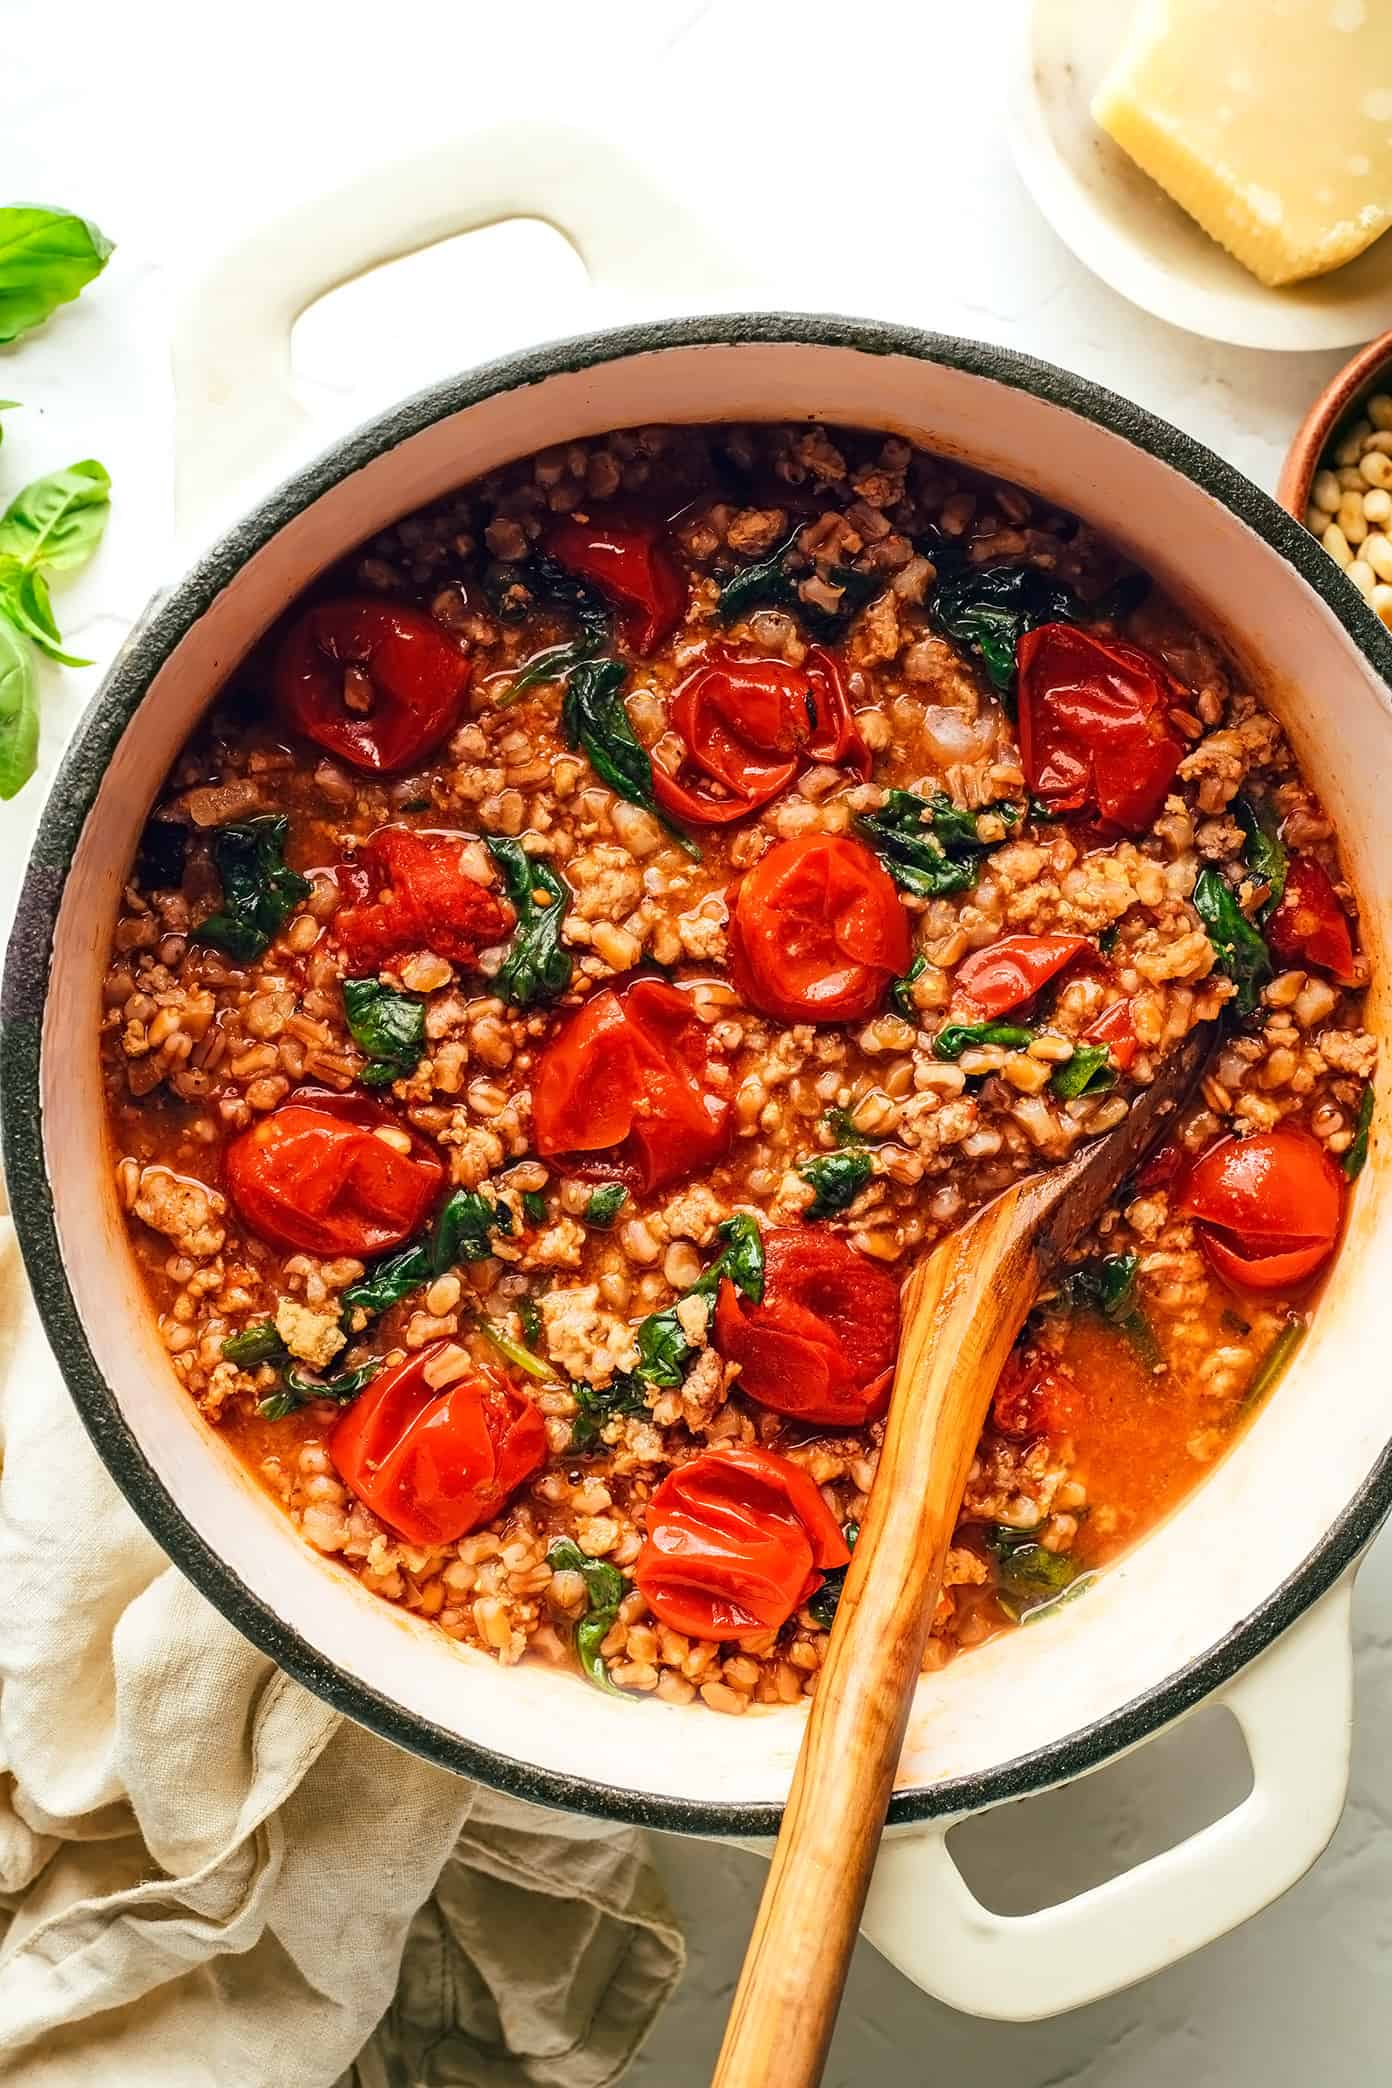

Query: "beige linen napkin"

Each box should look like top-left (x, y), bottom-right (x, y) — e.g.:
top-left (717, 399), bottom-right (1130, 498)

top-left (0, 1221), bottom-right (683, 2085)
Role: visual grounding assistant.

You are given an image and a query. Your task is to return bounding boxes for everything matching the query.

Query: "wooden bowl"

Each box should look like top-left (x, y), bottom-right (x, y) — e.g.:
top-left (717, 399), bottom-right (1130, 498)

top-left (1278, 329), bottom-right (1392, 521)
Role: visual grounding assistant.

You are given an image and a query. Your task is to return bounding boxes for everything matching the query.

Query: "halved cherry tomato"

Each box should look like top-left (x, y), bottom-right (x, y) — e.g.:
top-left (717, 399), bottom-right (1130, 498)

top-left (715, 1228), bottom-right (901, 1428)
top-left (531, 976), bottom-right (731, 1194)
top-left (633, 1443), bottom-right (849, 1641)
top-left (729, 834), bottom-right (910, 1023)
top-left (954, 933), bottom-right (1089, 1017)
top-left (546, 515), bottom-right (685, 654)
top-left (1267, 857), bottom-right (1358, 985)
top-left (225, 1089), bottom-right (444, 1257)
top-left (331, 1345), bottom-right (546, 1547)
top-left (992, 1351), bottom-right (1081, 1440)
top-left (1177, 1126), bottom-right (1344, 1292)
top-left (335, 826), bottom-right (512, 971)
top-left (1083, 995), bottom-right (1139, 1072)
top-left (651, 646), bottom-right (869, 826)
top-left (1017, 623), bottom-right (1185, 833)
top-left (275, 599), bottom-right (472, 773)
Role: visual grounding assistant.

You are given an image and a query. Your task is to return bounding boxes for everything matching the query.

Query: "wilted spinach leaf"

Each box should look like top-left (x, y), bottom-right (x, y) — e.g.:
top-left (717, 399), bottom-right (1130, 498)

top-left (807, 1520), bottom-right (859, 1628)
top-left (929, 562), bottom-right (1080, 693)
top-left (221, 1322), bottom-right (286, 1367)
top-left (570, 1373), bottom-right (649, 1449)
top-left (197, 815), bottom-right (311, 961)
top-left (856, 789), bottom-right (990, 900)
top-left (585, 1184), bottom-right (628, 1228)
top-left (933, 1020), bottom-right (1035, 1060)
top-left (890, 952), bottom-right (926, 1021)
top-left (343, 977), bottom-right (425, 1085)
top-left (260, 1357), bottom-right (381, 1422)
top-left (1344, 1083), bottom-right (1374, 1180)
top-left (799, 1147), bottom-right (873, 1220)
top-left (1193, 866), bottom-right (1271, 1017)
top-left (1048, 1251), bottom-right (1163, 1371)
top-left (562, 658), bottom-right (699, 859)
top-left (548, 1537), bottom-right (631, 1696)
top-left (485, 836), bottom-right (573, 1008)
top-left (1050, 1044), bottom-right (1115, 1100)
top-left (1234, 793), bottom-right (1288, 916)
top-left (989, 1528), bottom-right (1083, 1621)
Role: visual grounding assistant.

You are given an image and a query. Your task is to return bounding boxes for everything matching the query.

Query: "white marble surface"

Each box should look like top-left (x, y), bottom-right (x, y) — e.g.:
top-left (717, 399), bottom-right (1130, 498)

top-left (4, 1), bottom-right (1390, 2080)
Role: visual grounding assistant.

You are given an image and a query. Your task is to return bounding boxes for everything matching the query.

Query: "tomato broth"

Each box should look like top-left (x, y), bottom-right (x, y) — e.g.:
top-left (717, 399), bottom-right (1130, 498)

top-left (102, 422), bottom-right (1374, 1710)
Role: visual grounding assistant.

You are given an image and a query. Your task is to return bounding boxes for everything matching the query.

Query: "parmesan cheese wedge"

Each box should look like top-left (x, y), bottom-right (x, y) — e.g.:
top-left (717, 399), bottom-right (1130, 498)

top-left (1093, 0), bottom-right (1392, 287)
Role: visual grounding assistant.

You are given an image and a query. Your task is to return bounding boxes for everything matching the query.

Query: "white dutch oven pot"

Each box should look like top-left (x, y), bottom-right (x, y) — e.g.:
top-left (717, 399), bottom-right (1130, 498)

top-left (5, 127), bottom-right (1390, 2023)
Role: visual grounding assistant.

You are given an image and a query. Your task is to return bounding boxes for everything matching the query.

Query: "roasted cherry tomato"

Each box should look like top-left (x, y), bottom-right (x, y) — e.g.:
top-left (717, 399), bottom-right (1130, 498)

top-left (729, 833), bottom-right (910, 1023)
top-left (335, 826), bottom-right (512, 971)
top-left (954, 933), bottom-right (1089, 1017)
top-left (1177, 1126), bottom-right (1345, 1292)
top-left (651, 646), bottom-right (868, 826)
top-left (991, 1351), bottom-right (1081, 1440)
top-left (715, 1228), bottom-right (901, 1428)
top-left (275, 599), bottom-right (472, 774)
top-left (531, 976), bottom-right (731, 1194)
top-left (1084, 995), bottom-right (1139, 1072)
top-left (1267, 856), bottom-right (1358, 985)
top-left (1017, 623), bottom-right (1185, 834)
top-left (633, 1443), bottom-right (850, 1641)
top-left (225, 1089), bottom-right (444, 1257)
top-left (546, 514), bottom-right (685, 653)
top-left (331, 1345), bottom-right (546, 1547)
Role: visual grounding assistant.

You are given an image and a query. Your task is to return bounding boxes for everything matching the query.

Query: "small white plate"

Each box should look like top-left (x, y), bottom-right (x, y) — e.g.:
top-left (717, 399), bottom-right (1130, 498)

top-left (1010, 0), bottom-right (1392, 352)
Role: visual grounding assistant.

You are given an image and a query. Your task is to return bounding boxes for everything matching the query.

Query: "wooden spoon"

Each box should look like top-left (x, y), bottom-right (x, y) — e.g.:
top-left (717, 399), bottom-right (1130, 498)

top-left (712, 1025), bottom-right (1211, 2088)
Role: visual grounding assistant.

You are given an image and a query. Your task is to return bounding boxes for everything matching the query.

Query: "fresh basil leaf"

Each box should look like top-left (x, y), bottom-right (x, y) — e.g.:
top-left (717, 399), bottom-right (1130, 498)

top-left (0, 458), bottom-right (110, 574)
top-left (800, 1147), bottom-right (873, 1220)
top-left (221, 1322), bottom-right (287, 1367)
top-left (1048, 1251), bottom-right (1163, 1371)
top-left (855, 788), bottom-right (997, 900)
top-left (890, 952), bottom-right (927, 1021)
top-left (930, 562), bottom-right (1081, 693)
top-left (1234, 793), bottom-right (1288, 917)
top-left (342, 976), bottom-right (425, 1086)
top-left (1344, 1083), bottom-right (1374, 1180)
top-left (933, 1020), bottom-right (1036, 1060)
top-left (807, 1520), bottom-right (859, 1628)
top-left (259, 1356), bottom-right (380, 1422)
top-left (197, 815), bottom-right (311, 961)
top-left (585, 1183), bottom-right (628, 1228)
top-left (0, 558), bottom-right (89, 665)
top-left (340, 1242), bottom-right (432, 1323)
top-left (562, 658), bottom-right (700, 860)
top-left (0, 207), bottom-right (113, 343)
top-left (1192, 866), bottom-right (1271, 1017)
top-left (485, 835), bottom-right (573, 1008)
top-left (570, 1372), bottom-right (649, 1449)
top-left (0, 617), bottom-right (38, 800)
top-left (548, 1537), bottom-right (631, 1696)
top-left (1050, 1044), bottom-right (1115, 1100)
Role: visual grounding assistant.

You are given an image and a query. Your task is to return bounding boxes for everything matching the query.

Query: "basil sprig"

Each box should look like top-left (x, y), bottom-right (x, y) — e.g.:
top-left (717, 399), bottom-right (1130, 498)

top-left (0, 458), bottom-right (112, 797)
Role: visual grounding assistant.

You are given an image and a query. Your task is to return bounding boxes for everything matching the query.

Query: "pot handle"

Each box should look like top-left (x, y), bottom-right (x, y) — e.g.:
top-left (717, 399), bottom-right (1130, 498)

top-left (171, 121), bottom-right (757, 539)
top-left (859, 1576), bottom-right (1354, 2020)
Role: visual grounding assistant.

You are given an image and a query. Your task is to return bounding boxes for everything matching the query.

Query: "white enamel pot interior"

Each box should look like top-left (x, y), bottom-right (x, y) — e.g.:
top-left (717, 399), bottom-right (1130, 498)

top-left (7, 316), bottom-right (1392, 2018)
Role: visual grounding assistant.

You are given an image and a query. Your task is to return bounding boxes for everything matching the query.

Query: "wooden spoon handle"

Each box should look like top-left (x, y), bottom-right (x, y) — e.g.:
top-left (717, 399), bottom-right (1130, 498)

top-left (711, 1184), bottom-right (1044, 2088)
